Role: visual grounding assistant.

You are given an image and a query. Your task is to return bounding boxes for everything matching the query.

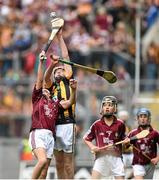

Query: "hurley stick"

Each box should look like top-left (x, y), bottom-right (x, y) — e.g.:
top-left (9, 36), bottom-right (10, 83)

top-left (99, 130), bottom-right (149, 151)
top-left (43, 12), bottom-right (64, 53)
top-left (59, 58), bottom-right (117, 84)
top-left (133, 145), bottom-right (151, 161)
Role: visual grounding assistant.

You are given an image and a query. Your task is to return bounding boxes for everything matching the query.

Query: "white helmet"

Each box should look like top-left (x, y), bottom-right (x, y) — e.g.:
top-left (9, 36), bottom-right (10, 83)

top-left (100, 96), bottom-right (117, 115)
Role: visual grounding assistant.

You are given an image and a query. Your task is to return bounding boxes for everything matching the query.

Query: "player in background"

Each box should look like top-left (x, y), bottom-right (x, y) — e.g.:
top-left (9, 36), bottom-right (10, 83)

top-left (83, 96), bottom-right (126, 179)
top-left (126, 108), bottom-right (159, 179)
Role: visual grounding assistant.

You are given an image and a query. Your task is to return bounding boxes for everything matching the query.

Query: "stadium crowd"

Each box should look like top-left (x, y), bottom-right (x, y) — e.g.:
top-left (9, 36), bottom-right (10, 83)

top-left (0, 0), bottom-right (159, 137)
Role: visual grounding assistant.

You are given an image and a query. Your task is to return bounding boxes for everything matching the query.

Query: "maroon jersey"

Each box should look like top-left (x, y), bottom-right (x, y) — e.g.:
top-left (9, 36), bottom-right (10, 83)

top-left (30, 86), bottom-right (61, 135)
top-left (128, 126), bottom-right (159, 165)
top-left (84, 116), bottom-right (126, 157)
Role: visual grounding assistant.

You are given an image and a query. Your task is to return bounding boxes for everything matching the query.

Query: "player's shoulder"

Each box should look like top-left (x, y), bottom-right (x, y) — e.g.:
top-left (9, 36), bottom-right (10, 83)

top-left (128, 128), bottom-right (138, 135)
top-left (151, 128), bottom-right (159, 135)
top-left (116, 118), bottom-right (126, 126)
top-left (93, 119), bottom-right (101, 124)
top-left (90, 119), bottom-right (102, 127)
top-left (117, 118), bottom-right (124, 123)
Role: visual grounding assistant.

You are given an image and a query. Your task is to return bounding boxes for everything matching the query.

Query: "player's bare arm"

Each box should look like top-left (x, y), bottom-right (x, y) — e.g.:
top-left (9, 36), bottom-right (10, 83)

top-left (151, 155), bottom-right (159, 165)
top-left (36, 51), bottom-right (46, 90)
top-left (83, 139), bottom-right (100, 153)
top-left (60, 79), bottom-right (77, 109)
top-left (44, 54), bottom-right (59, 88)
top-left (68, 79), bottom-right (77, 104)
top-left (56, 29), bottom-right (72, 79)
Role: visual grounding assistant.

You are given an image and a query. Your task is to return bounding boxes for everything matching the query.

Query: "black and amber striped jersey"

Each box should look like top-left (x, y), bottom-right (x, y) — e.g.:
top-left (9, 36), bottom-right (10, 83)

top-left (49, 77), bottom-right (76, 125)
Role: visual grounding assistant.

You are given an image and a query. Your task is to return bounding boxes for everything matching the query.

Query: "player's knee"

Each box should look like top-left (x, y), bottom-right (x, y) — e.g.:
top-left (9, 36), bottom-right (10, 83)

top-left (38, 158), bottom-right (47, 167)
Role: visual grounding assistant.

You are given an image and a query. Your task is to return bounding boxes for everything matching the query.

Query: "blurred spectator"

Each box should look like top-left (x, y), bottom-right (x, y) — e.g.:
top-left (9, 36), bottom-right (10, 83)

top-left (116, 64), bottom-right (131, 86)
top-left (89, 92), bottom-right (100, 125)
top-left (75, 69), bottom-right (90, 90)
top-left (106, 0), bottom-right (129, 27)
top-left (0, 0), bottom-right (159, 139)
top-left (64, 5), bottom-right (79, 27)
top-left (0, 25), bottom-right (14, 76)
top-left (23, 52), bottom-right (36, 74)
top-left (4, 68), bottom-right (20, 85)
top-left (146, 0), bottom-right (159, 29)
top-left (13, 23), bottom-right (32, 51)
top-left (95, 6), bottom-right (113, 32)
top-left (109, 21), bottom-right (135, 68)
top-left (115, 64), bottom-right (132, 103)
top-left (77, 0), bottom-right (92, 16)
top-left (144, 42), bottom-right (159, 91)
top-left (69, 23), bottom-right (92, 65)
top-left (2, 88), bottom-right (22, 112)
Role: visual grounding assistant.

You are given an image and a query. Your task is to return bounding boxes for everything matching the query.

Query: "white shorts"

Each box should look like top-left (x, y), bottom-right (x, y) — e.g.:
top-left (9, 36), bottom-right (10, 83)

top-left (93, 155), bottom-right (125, 177)
top-left (29, 129), bottom-right (54, 159)
top-left (54, 124), bottom-right (75, 153)
top-left (123, 153), bottom-right (133, 167)
top-left (133, 164), bottom-right (155, 179)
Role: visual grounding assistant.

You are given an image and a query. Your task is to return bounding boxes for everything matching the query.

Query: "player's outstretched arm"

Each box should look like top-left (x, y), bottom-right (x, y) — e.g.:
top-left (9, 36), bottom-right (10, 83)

top-left (35, 51), bottom-right (46, 90)
top-left (44, 55), bottom-right (59, 88)
top-left (56, 29), bottom-right (73, 79)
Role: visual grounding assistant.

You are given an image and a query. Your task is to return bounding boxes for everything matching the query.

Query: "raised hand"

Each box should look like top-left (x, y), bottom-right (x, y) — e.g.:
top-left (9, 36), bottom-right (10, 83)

top-left (69, 79), bottom-right (77, 89)
top-left (39, 50), bottom-right (46, 62)
top-left (50, 54), bottom-right (60, 65)
top-left (151, 157), bottom-right (159, 165)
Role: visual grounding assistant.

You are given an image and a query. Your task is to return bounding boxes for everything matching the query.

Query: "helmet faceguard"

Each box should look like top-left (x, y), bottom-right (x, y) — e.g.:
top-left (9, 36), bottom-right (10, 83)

top-left (100, 96), bottom-right (117, 117)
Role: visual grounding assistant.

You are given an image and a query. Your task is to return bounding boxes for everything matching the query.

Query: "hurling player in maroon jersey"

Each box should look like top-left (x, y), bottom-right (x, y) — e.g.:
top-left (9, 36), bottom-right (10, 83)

top-left (127, 108), bottom-right (159, 179)
top-left (83, 96), bottom-right (126, 179)
top-left (28, 51), bottom-right (77, 179)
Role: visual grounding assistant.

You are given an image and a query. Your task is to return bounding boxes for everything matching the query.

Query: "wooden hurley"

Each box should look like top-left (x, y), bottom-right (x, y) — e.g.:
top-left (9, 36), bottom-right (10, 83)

top-left (59, 59), bottom-right (117, 84)
top-left (43, 12), bottom-right (64, 53)
top-left (98, 130), bottom-right (149, 151)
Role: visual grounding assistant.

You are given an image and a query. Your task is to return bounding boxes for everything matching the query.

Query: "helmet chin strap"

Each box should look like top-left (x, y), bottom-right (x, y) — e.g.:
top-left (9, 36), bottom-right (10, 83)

top-left (103, 113), bottom-right (113, 118)
top-left (55, 76), bottom-right (64, 83)
top-left (139, 124), bottom-right (150, 129)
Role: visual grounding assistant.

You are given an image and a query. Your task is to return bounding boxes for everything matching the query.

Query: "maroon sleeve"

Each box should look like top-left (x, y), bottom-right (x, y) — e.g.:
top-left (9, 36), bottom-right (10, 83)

top-left (32, 85), bottom-right (42, 103)
top-left (154, 130), bottom-right (159, 145)
top-left (121, 122), bottom-right (126, 140)
top-left (83, 124), bottom-right (95, 142)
